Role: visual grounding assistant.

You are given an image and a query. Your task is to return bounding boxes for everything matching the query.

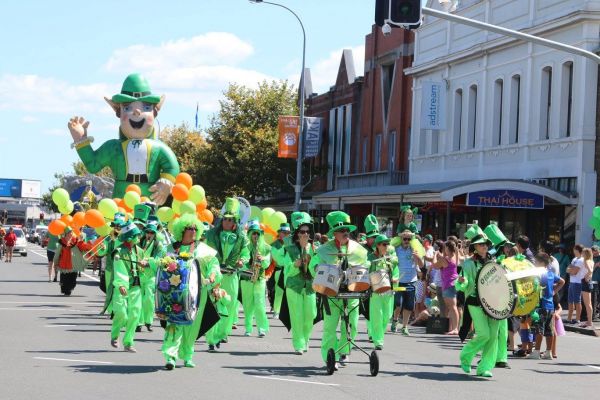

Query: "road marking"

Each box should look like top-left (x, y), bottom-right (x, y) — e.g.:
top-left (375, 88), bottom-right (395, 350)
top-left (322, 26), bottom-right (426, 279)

top-left (33, 357), bottom-right (114, 365)
top-left (587, 365), bottom-right (600, 370)
top-left (30, 249), bottom-right (100, 282)
top-left (44, 324), bottom-right (77, 327)
top-left (253, 376), bottom-right (340, 387)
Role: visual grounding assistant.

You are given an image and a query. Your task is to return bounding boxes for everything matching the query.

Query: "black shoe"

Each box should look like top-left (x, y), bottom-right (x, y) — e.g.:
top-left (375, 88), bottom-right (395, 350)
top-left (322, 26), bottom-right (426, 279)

top-left (135, 326), bottom-right (142, 333)
top-left (495, 361), bottom-right (511, 369)
top-left (208, 345), bottom-right (215, 352)
top-left (64, 291), bottom-right (71, 296)
top-left (375, 345), bottom-right (383, 350)
top-left (165, 362), bottom-right (175, 370)
top-left (216, 342), bottom-right (221, 349)
top-left (220, 338), bottom-right (228, 344)
top-left (146, 324), bottom-right (153, 332)
top-left (53, 277), bottom-right (57, 282)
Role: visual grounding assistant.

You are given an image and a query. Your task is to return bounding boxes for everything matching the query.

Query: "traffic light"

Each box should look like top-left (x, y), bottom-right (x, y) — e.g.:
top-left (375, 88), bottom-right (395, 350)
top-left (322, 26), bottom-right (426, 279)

top-left (375, 0), bottom-right (422, 26)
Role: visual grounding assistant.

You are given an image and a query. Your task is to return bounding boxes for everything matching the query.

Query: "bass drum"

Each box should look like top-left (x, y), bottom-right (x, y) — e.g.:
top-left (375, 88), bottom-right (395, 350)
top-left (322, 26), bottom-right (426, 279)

top-left (155, 258), bottom-right (200, 325)
top-left (501, 257), bottom-right (540, 317)
top-left (477, 262), bottom-right (516, 320)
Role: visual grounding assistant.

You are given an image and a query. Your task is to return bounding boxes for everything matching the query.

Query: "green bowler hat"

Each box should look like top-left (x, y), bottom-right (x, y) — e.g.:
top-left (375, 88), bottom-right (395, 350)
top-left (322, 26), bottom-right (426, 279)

top-left (290, 211), bottom-right (312, 231)
top-left (247, 219), bottom-right (263, 234)
top-left (465, 224), bottom-right (491, 246)
top-left (118, 222), bottom-right (142, 243)
top-left (326, 211), bottom-right (357, 237)
top-left (133, 204), bottom-right (152, 225)
top-left (278, 223), bottom-right (291, 233)
top-left (112, 73), bottom-right (162, 104)
top-left (222, 197), bottom-right (241, 220)
top-left (364, 214), bottom-right (380, 238)
top-left (374, 234), bottom-right (391, 246)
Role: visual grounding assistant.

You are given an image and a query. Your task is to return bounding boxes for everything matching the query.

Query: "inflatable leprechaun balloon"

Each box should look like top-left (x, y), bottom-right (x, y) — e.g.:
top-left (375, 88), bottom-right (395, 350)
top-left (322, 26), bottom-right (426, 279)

top-left (68, 73), bottom-right (180, 205)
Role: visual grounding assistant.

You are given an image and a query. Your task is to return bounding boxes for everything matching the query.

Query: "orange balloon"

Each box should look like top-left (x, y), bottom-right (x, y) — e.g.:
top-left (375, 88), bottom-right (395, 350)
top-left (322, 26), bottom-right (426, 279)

top-left (72, 211), bottom-right (85, 228)
top-left (118, 207), bottom-right (127, 215)
top-left (141, 196), bottom-right (150, 203)
top-left (171, 183), bottom-right (189, 201)
top-left (126, 184), bottom-right (142, 195)
top-left (201, 209), bottom-right (214, 224)
top-left (84, 209), bottom-right (105, 228)
top-left (196, 198), bottom-right (207, 212)
top-left (175, 172), bottom-right (193, 189)
top-left (72, 227), bottom-right (81, 237)
top-left (48, 220), bottom-right (67, 236)
top-left (60, 214), bottom-right (73, 226)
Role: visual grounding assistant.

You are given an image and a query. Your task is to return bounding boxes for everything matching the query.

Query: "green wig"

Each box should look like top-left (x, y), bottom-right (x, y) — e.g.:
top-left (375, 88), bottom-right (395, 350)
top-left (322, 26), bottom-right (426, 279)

top-left (172, 214), bottom-right (203, 242)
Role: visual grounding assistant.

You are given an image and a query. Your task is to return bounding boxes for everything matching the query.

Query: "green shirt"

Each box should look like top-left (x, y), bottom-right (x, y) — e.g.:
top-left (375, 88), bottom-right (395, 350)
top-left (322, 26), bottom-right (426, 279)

top-left (283, 242), bottom-right (317, 293)
top-left (47, 234), bottom-right (59, 251)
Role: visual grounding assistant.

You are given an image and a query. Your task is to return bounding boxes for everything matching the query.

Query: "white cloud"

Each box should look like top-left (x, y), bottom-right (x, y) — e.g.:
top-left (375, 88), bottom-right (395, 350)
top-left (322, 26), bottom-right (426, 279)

top-left (22, 116), bottom-right (38, 123)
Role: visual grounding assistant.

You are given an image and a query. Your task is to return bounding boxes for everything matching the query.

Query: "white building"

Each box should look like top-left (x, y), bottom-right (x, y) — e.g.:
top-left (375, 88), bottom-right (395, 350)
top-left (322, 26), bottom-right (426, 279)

top-left (406, 0), bottom-right (600, 244)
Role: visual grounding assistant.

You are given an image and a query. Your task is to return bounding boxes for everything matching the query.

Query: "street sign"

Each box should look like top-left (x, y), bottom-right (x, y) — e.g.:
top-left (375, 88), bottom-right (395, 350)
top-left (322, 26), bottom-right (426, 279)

top-left (467, 190), bottom-right (544, 210)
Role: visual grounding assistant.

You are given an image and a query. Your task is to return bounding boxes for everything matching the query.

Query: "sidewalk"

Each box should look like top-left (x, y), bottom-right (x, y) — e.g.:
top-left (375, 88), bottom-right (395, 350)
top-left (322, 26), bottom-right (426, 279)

top-left (561, 310), bottom-right (600, 337)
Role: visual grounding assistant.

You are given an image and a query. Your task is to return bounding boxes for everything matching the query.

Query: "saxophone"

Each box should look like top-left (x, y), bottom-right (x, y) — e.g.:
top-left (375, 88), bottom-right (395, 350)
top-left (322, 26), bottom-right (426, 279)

top-left (251, 243), bottom-right (260, 283)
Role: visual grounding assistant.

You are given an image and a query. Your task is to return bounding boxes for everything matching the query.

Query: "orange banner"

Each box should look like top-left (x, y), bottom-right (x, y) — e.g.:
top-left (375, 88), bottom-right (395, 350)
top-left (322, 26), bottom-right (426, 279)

top-left (278, 116), bottom-right (299, 159)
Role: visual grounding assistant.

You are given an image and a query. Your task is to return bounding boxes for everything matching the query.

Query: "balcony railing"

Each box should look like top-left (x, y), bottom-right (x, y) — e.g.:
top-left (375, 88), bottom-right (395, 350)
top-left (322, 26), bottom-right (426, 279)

top-left (335, 170), bottom-right (408, 190)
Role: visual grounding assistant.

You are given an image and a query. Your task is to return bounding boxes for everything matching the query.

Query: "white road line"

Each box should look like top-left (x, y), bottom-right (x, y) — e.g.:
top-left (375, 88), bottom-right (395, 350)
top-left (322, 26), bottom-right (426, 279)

top-left (30, 249), bottom-right (100, 282)
top-left (44, 324), bottom-right (77, 327)
top-left (253, 376), bottom-right (340, 387)
top-left (33, 357), bottom-right (114, 365)
top-left (587, 365), bottom-right (600, 370)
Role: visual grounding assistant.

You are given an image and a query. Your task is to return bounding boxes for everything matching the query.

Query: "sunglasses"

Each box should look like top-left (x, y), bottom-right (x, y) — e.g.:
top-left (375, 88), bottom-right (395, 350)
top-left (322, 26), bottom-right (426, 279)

top-left (380, 243), bottom-right (390, 246)
top-left (223, 218), bottom-right (235, 222)
top-left (185, 227), bottom-right (197, 231)
top-left (298, 230), bottom-right (310, 235)
top-left (402, 237), bottom-right (412, 242)
top-left (337, 229), bottom-right (350, 234)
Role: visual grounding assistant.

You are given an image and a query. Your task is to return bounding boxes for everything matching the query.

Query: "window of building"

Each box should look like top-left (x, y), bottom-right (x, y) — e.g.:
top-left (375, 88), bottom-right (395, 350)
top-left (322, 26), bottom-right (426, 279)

top-left (389, 131), bottom-right (397, 170)
top-left (560, 61), bottom-right (574, 138)
top-left (381, 62), bottom-right (395, 123)
top-left (374, 134), bottom-right (382, 171)
top-left (492, 79), bottom-right (503, 146)
top-left (509, 75), bottom-right (520, 144)
top-left (540, 66), bottom-right (552, 140)
top-left (453, 89), bottom-right (463, 151)
top-left (362, 137), bottom-right (368, 173)
top-left (467, 85), bottom-right (478, 149)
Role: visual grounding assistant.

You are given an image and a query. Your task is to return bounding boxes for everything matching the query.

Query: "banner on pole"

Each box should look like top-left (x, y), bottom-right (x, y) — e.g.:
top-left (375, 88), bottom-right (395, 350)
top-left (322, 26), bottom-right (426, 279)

top-left (303, 117), bottom-right (323, 158)
top-left (421, 81), bottom-right (446, 130)
top-left (278, 116), bottom-right (299, 159)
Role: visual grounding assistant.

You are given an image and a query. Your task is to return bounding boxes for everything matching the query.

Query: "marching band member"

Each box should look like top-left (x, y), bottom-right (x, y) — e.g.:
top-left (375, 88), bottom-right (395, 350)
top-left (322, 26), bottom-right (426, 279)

top-left (98, 213), bottom-right (127, 315)
top-left (161, 214), bottom-right (221, 369)
top-left (309, 211), bottom-right (368, 370)
top-left (110, 222), bottom-right (144, 352)
top-left (240, 220), bottom-right (271, 337)
top-left (205, 197), bottom-right (250, 350)
top-left (137, 217), bottom-right (165, 332)
top-left (456, 225), bottom-right (498, 378)
top-left (270, 222), bottom-right (291, 318)
top-left (282, 212), bottom-right (317, 355)
top-left (368, 235), bottom-right (399, 350)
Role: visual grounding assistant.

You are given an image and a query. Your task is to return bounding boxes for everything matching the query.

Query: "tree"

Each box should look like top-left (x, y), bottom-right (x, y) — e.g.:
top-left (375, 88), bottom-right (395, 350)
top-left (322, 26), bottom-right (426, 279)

top-left (72, 161), bottom-right (113, 178)
top-left (198, 80), bottom-right (298, 205)
top-left (159, 123), bottom-right (207, 177)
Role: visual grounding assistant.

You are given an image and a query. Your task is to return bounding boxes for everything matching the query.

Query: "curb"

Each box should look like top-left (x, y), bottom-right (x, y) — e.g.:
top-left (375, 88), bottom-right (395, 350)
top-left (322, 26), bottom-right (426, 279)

top-left (563, 322), bottom-right (599, 337)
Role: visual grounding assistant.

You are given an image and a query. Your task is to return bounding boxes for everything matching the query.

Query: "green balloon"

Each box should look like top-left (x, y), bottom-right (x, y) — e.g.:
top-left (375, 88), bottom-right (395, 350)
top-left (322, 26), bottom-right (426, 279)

top-left (172, 199), bottom-right (182, 215)
top-left (96, 224), bottom-right (112, 237)
top-left (157, 207), bottom-right (174, 223)
top-left (188, 185), bottom-right (206, 205)
top-left (98, 199), bottom-right (118, 220)
top-left (52, 188), bottom-right (70, 208)
top-left (594, 206), bottom-right (600, 219)
top-left (595, 230), bottom-right (600, 241)
top-left (123, 191), bottom-right (141, 209)
top-left (268, 211), bottom-right (287, 231)
top-left (250, 206), bottom-right (262, 220)
top-left (181, 200), bottom-right (196, 215)
top-left (59, 200), bottom-right (74, 215)
top-left (590, 217), bottom-right (600, 230)
top-left (261, 207), bottom-right (275, 224)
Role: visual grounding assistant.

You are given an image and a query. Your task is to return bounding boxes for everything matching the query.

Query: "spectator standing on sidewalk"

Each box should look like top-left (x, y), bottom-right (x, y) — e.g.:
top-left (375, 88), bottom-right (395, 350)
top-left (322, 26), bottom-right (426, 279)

top-left (567, 244), bottom-right (585, 324)
top-left (579, 248), bottom-right (595, 329)
top-left (516, 235), bottom-right (535, 263)
top-left (592, 246), bottom-right (600, 321)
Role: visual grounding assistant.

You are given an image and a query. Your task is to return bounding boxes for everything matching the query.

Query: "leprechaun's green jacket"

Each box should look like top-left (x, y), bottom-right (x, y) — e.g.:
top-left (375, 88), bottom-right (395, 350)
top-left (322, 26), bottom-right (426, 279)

top-left (205, 226), bottom-right (250, 268)
top-left (308, 239), bottom-right (369, 270)
top-left (76, 138), bottom-right (179, 199)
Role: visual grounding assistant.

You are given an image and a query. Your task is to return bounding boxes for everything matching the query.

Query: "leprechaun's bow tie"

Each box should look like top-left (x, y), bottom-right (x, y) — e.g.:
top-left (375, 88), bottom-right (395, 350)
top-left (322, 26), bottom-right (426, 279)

top-left (131, 139), bottom-right (142, 148)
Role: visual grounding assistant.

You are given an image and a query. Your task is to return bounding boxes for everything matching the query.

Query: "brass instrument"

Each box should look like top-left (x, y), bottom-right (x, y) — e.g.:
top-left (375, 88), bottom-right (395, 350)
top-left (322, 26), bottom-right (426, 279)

top-left (250, 243), bottom-right (261, 283)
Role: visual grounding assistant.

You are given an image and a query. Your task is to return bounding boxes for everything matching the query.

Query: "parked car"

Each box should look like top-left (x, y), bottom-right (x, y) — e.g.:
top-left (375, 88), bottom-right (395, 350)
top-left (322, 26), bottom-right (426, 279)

top-left (33, 226), bottom-right (47, 245)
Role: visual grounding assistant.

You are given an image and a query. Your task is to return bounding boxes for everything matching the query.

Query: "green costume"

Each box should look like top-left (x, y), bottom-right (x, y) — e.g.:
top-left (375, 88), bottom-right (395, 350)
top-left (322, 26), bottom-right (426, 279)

top-left (455, 225), bottom-right (497, 378)
top-left (240, 221), bottom-right (271, 336)
top-left (270, 222), bottom-right (291, 316)
top-left (368, 235), bottom-right (399, 349)
top-left (98, 213), bottom-right (127, 315)
top-left (73, 74), bottom-right (180, 199)
top-left (138, 225), bottom-right (165, 328)
top-left (204, 198), bottom-right (250, 345)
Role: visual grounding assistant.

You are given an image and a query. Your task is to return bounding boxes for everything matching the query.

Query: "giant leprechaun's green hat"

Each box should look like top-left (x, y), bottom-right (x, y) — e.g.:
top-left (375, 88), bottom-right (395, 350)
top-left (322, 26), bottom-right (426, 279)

top-left (112, 73), bottom-right (162, 104)
top-left (483, 222), bottom-right (513, 249)
top-left (326, 211), bottom-right (356, 237)
top-left (364, 214), bottom-right (380, 238)
top-left (465, 224), bottom-right (492, 246)
top-left (222, 197), bottom-right (241, 221)
top-left (290, 211), bottom-right (312, 231)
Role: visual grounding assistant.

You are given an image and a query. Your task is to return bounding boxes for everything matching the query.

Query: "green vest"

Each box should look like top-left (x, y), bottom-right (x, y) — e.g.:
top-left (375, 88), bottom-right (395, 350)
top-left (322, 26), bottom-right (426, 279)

top-left (284, 242), bottom-right (316, 294)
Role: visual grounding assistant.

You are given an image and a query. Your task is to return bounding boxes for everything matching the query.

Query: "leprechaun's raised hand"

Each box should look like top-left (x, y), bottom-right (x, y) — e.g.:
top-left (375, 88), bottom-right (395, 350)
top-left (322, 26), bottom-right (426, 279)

top-left (68, 116), bottom-right (90, 143)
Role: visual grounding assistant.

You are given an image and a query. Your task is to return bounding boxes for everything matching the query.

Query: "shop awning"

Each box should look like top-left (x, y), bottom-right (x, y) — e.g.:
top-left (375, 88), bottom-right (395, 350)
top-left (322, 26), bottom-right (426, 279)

top-left (312, 179), bottom-right (576, 207)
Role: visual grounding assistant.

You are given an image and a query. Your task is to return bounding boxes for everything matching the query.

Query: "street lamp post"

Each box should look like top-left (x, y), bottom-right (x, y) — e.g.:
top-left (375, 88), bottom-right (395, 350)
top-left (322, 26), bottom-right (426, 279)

top-left (250, 0), bottom-right (306, 211)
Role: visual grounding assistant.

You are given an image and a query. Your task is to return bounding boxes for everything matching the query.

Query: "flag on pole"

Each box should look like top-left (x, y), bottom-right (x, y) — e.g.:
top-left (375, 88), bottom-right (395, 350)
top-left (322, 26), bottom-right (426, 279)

top-left (195, 102), bottom-right (199, 130)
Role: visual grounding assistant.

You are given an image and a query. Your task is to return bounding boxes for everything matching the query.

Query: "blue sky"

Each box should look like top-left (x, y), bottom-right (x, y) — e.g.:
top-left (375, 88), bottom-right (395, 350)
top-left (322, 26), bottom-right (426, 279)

top-left (0, 0), bottom-right (426, 193)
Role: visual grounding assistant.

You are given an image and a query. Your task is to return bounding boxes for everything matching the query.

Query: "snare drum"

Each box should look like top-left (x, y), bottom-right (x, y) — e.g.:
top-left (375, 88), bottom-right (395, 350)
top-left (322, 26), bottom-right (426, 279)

top-left (347, 265), bottom-right (370, 292)
top-left (477, 262), bottom-right (516, 320)
top-left (155, 257), bottom-right (200, 325)
top-left (370, 269), bottom-right (392, 294)
top-left (312, 264), bottom-right (343, 297)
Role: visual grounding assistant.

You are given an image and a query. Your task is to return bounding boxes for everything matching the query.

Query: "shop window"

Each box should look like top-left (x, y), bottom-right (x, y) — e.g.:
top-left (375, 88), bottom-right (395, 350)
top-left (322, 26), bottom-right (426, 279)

top-left (492, 79), bottom-right (503, 146)
top-left (509, 75), bottom-right (520, 144)
top-left (540, 66), bottom-right (552, 140)
top-left (453, 89), bottom-right (463, 151)
top-left (560, 61), bottom-right (574, 138)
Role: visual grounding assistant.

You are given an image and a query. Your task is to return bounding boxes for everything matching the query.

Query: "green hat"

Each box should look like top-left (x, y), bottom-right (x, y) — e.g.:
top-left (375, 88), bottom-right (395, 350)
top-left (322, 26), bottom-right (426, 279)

top-left (278, 223), bottom-right (291, 233)
top-left (222, 197), bottom-right (240, 221)
top-left (326, 211), bottom-right (356, 237)
top-left (465, 224), bottom-right (491, 246)
top-left (144, 220), bottom-right (159, 234)
top-left (111, 212), bottom-right (127, 228)
top-left (483, 223), bottom-right (513, 249)
top-left (374, 234), bottom-right (391, 246)
top-left (133, 204), bottom-right (151, 225)
top-left (111, 73), bottom-right (162, 104)
top-left (147, 215), bottom-right (161, 227)
top-left (247, 219), bottom-right (263, 234)
top-left (290, 212), bottom-right (312, 231)
top-left (401, 205), bottom-right (418, 215)
top-left (424, 234), bottom-right (433, 242)
top-left (364, 214), bottom-right (380, 238)
top-left (118, 222), bottom-right (142, 242)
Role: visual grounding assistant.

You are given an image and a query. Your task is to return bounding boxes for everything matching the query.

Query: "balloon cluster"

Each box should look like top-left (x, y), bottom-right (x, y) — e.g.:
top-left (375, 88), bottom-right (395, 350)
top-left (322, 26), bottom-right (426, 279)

top-left (249, 206), bottom-right (287, 243)
top-left (588, 206), bottom-right (600, 240)
top-left (156, 173), bottom-right (213, 231)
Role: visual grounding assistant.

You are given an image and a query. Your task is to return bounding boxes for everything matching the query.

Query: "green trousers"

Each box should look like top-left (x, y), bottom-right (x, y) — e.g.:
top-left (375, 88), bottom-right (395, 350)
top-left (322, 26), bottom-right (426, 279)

top-left (273, 270), bottom-right (284, 314)
top-left (241, 279), bottom-right (269, 334)
top-left (286, 288), bottom-right (316, 352)
top-left (111, 286), bottom-right (142, 347)
top-left (496, 319), bottom-right (508, 363)
top-left (369, 293), bottom-right (394, 347)
top-left (321, 298), bottom-right (359, 362)
top-left (139, 276), bottom-right (156, 326)
top-left (214, 273), bottom-right (239, 341)
top-left (460, 305), bottom-right (500, 375)
top-left (102, 269), bottom-right (113, 314)
top-left (161, 288), bottom-right (209, 363)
